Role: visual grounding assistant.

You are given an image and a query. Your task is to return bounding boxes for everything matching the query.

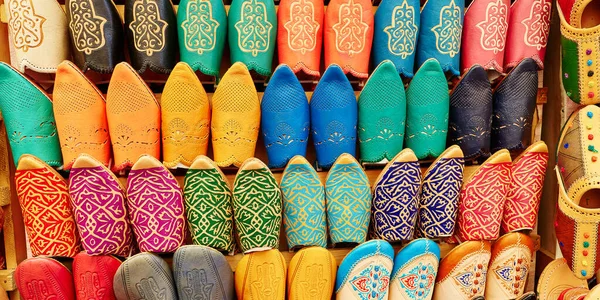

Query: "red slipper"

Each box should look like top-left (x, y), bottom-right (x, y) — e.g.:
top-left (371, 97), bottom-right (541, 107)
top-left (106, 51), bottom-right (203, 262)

top-left (73, 252), bottom-right (122, 300)
top-left (16, 257), bottom-right (75, 300)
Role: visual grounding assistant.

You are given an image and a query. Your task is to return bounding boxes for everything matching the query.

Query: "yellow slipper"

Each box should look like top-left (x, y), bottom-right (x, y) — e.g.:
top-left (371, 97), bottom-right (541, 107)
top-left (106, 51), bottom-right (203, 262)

top-left (288, 247), bottom-right (336, 300)
top-left (235, 249), bottom-right (287, 300)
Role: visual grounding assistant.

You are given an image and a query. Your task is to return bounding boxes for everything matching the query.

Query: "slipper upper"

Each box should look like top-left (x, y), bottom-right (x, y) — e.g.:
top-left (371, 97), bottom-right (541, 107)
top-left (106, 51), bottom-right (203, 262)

top-left (536, 258), bottom-right (588, 299)
top-left (390, 238), bottom-right (440, 300)
top-left (234, 249), bottom-right (287, 299)
top-left (288, 247), bottom-right (336, 300)
top-left (16, 257), bottom-right (75, 300)
top-left (114, 253), bottom-right (177, 300)
top-left (73, 252), bottom-right (122, 300)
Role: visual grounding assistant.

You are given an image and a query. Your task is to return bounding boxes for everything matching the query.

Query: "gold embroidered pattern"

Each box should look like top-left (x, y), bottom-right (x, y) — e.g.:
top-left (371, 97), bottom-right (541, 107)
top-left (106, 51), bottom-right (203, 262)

top-left (182, 0), bottom-right (219, 54)
top-left (431, 0), bottom-right (462, 58)
top-left (476, 0), bottom-right (508, 54)
top-left (285, 0), bottom-right (320, 54)
top-left (69, 0), bottom-right (107, 54)
top-left (7, 0), bottom-right (45, 52)
top-left (235, 0), bottom-right (273, 57)
top-left (522, 0), bottom-right (551, 49)
top-left (384, 0), bottom-right (418, 58)
top-left (129, 0), bottom-right (168, 56)
top-left (332, 0), bottom-right (369, 56)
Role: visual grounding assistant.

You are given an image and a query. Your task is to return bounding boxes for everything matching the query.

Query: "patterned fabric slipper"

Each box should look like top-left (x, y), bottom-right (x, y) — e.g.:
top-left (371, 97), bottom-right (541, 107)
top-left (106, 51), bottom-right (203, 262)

top-left (233, 158), bottom-right (282, 253)
top-left (73, 252), bottom-right (122, 300)
top-left (173, 245), bottom-right (234, 300)
top-left (372, 149), bottom-right (421, 242)
top-left (113, 252), bottom-right (177, 300)
top-left (54, 61), bottom-right (111, 169)
top-left (288, 247), bottom-right (336, 300)
top-left (281, 155), bottom-right (326, 249)
top-left (162, 62), bottom-right (211, 169)
top-left (127, 155), bottom-right (185, 253)
top-left (16, 257), bottom-right (75, 300)
top-left (326, 153), bottom-right (371, 245)
top-left (69, 154), bottom-right (134, 256)
top-left (390, 238), bottom-right (440, 300)
top-left (235, 249), bottom-right (287, 300)
top-left (106, 62), bottom-right (160, 172)
top-left (536, 258), bottom-right (587, 300)
top-left (16, 154), bottom-right (80, 257)
top-left (183, 155), bottom-right (235, 253)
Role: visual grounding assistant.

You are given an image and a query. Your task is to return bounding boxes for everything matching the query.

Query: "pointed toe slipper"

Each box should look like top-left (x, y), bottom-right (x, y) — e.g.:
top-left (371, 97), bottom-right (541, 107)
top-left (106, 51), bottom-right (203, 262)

top-left (73, 252), bottom-right (122, 300)
top-left (113, 252), bottom-right (177, 300)
top-left (390, 238), bottom-right (440, 300)
top-left (288, 247), bottom-right (336, 300)
top-left (16, 257), bottom-right (75, 300)
top-left (235, 249), bottom-right (287, 300)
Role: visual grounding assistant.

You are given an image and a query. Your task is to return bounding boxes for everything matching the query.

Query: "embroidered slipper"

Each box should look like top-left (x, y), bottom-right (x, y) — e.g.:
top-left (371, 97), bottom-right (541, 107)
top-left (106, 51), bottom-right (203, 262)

top-left (73, 252), bottom-right (122, 300)
top-left (501, 141), bottom-right (548, 233)
top-left (281, 155), bottom-right (326, 249)
top-left (69, 154), bottom-right (134, 256)
top-left (326, 153), bottom-right (371, 245)
top-left (448, 65), bottom-right (493, 160)
top-left (560, 288), bottom-right (590, 300)
top-left (113, 252), bottom-right (177, 300)
top-left (335, 239), bottom-right (394, 299)
top-left (106, 62), bottom-right (161, 172)
top-left (389, 238), bottom-right (440, 300)
top-left (127, 155), bottom-right (186, 253)
top-left (324, 0), bottom-right (374, 78)
top-left (65, 0), bottom-right (125, 73)
top-left (124, 0), bottom-right (178, 74)
top-left (235, 249), bottom-right (287, 300)
top-left (0, 62), bottom-right (62, 167)
top-left (416, 0), bottom-right (464, 76)
top-left (211, 62), bottom-right (261, 168)
top-left (417, 146), bottom-right (464, 239)
top-left (233, 158), bottom-right (282, 253)
top-left (5, 0), bottom-right (69, 73)
top-left (288, 247), bottom-right (336, 300)
top-left (16, 257), bottom-right (75, 300)
top-left (177, 0), bottom-right (227, 77)
top-left (536, 258), bottom-right (588, 300)
top-left (358, 60), bottom-right (406, 163)
top-left (228, 0), bottom-right (277, 77)
top-left (310, 65), bottom-right (357, 168)
top-left (405, 58), bottom-right (449, 160)
top-left (277, 0), bottom-right (324, 77)
top-left (433, 241), bottom-right (491, 300)
top-left (162, 62), bottom-right (211, 169)
top-left (373, 0), bottom-right (420, 78)
top-left (53, 61), bottom-right (111, 170)
top-left (372, 149), bottom-right (421, 242)
top-left (261, 65), bottom-right (310, 168)
top-left (456, 149), bottom-right (512, 241)
top-left (16, 154), bottom-right (80, 257)
top-left (173, 245), bottom-right (235, 300)
top-left (183, 155), bottom-right (235, 253)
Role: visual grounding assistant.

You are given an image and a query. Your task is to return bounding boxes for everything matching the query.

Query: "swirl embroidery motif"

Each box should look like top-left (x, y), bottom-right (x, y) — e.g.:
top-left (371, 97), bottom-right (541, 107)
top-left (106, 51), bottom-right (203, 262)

top-left (476, 0), bottom-right (508, 54)
top-left (69, 0), bottom-right (107, 54)
top-left (522, 0), bottom-right (551, 49)
top-left (182, 0), bottom-right (219, 54)
top-left (235, 0), bottom-right (273, 57)
top-left (384, 0), bottom-right (418, 58)
top-left (332, 0), bottom-right (369, 56)
top-left (285, 0), bottom-right (320, 54)
top-left (431, 0), bottom-right (462, 57)
top-left (129, 0), bottom-right (168, 56)
top-left (350, 265), bottom-right (390, 300)
top-left (7, 0), bottom-right (45, 52)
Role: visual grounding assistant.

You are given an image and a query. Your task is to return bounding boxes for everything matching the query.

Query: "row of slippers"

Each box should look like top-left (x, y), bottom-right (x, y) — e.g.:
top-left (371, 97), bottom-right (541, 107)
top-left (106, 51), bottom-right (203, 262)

top-left (6, 0), bottom-right (551, 79)
top-left (15, 235), bottom-right (536, 300)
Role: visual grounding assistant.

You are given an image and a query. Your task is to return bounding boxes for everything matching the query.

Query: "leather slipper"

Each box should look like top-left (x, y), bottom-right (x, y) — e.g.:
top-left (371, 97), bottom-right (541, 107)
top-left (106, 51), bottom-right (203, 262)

top-left (73, 252), bottom-right (122, 300)
top-left (485, 232), bottom-right (534, 299)
top-left (390, 238), bottom-right (440, 300)
top-left (235, 249), bottom-right (287, 300)
top-left (113, 252), bottom-right (177, 300)
top-left (537, 258), bottom-right (588, 300)
top-left (16, 257), bottom-right (75, 300)
top-left (288, 247), bottom-right (336, 300)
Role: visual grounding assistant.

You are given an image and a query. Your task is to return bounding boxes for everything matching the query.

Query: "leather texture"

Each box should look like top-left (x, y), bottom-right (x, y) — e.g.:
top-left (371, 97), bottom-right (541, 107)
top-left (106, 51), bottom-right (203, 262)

top-left (324, 0), bottom-right (373, 78)
top-left (373, 0), bottom-right (420, 78)
top-left (326, 154), bottom-right (371, 245)
top-left (261, 65), bottom-right (310, 168)
top-left (124, 0), bottom-right (178, 74)
top-left (405, 58), bottom-right (449, 160)
top-left (4, 0), bottom-right (70, 73)
top-left (228, 0), bottom-right (277, 76)
top-left (235, 249), bottom-right (286, 300)
top-left (0, 62), bottom-right (62, 167)
top-left (358, 60), bottom-right (406, 163)
top-left (433, 241), bottom-right (491, 300)
top-left (233, 158), bottom-right (282, 253)
top-left (114, 253), bottom-right (177, 300)
top-left (177, 0), bottom-right (227, 77)
top-left (211, 62), bottom-right (260, 167)
top-left (16, 155), bottom-right (80, 257)
top-left (281, 156), bottom-right (327, 249)
top-left (416, 0), bottom-right (464, 76)
top-left (564, 288), bottom-right (592, 300)
top-left (372, 149), bottom-right (421, 242)
top-left (504, 0), bottom-right (551, 70)
top-left (162, 62), bottom-right (211, 168)
top-left (183, 156), bottom-right (235, 253)
top-left (277, 0), bottom-right (324, 77)
top-left (491, 58), bottom-right (538, 152)
top-left (288, 247), bottom-right (336, 300)
top-left (537, 258), bottom-right (588, 300)
top-left (461, 0), bottom-right (510, 73)
top-left (335, 240), bottom-right (394, 299)
top-left (54, 61), bottom-right (111, 170)
top-left (448, 64), bottom-right (492, 160)
top-left (106, 62), bottom-right (161, 172)
top-left (66, 0), bottom-right (124, 73)
top-left (173, 245), bottom-right (235, 300)
top-left (16, 257), bottom-right (75, 300)
top-left (390, 239), bottom-right (440, 300)
top-left (417, 146), bottom-right (465, 239)
top-left (73, 252), bottom-right (121, 300)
